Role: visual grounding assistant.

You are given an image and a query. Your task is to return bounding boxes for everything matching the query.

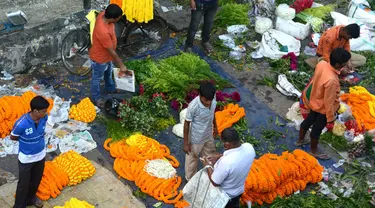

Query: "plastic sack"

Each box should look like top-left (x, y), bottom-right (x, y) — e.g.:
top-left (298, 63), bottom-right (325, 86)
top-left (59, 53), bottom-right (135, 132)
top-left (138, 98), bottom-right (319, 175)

top-left (276, 4), bottom-right (296, 20)
top-left (183, 167), bottom-right (230, 208)
top-left (332, 121), bottom-right (346, 136)
top-left (227, 25), bottom-right (249, 37)
top-left (255, 17), bottom-right (273, 34)
top-left (47, 96), bottom-right (71, 126)
top-left (331, 12), bottom-right (375, 51)
top-left (218, 34), bottom-right (236, 49)
top-left (179, 108), bottom-right (187, 124)
top-left (348, 0), bottom-right (375, 29)
top-left (276, 17), bottom-right (311, 40)
top-left (276, 74), bottom-right (302, 97)
top-left (258, 29), bottom-right (301, 59)
top-left (172, 123), bottom-right (183, 138)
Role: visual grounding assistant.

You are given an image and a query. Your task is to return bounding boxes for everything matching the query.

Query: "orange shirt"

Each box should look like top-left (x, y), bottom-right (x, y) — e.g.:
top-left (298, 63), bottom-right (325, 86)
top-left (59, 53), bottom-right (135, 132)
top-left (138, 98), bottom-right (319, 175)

top-left (89, 12), bottom-right (117, 64)
top-left (303, 61), bottom-right (340, 122)
top-left (316, 25), bottom-right (350, 63)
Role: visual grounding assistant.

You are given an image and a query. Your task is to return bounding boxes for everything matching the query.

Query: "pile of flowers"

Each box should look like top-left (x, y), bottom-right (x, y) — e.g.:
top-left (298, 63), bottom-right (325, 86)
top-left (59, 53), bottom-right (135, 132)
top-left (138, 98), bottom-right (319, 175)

top-left (104, 134), bottom-right (189, 206)
top-left (54, 198), bottom-right (94, 208)
top-left (241, 149), bottom-right (323, 205)
top-left (0, 91), bottom-right (54, 138)
top-left (69, 97), bottom-right (96, 123)
top-left (110, 0), bottom-right (153, 23)
top-left (215, 104), bottom-right (246, 134)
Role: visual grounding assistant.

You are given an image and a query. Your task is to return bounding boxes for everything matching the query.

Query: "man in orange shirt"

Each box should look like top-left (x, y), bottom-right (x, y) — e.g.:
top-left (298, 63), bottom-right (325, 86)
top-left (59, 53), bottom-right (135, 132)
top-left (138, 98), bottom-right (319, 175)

top-left (305, 24), bottom-right (366, 72)
top-left (296, 48), bottom-right (351, 160)
top-left (89, 4), bottom-right (130, 107)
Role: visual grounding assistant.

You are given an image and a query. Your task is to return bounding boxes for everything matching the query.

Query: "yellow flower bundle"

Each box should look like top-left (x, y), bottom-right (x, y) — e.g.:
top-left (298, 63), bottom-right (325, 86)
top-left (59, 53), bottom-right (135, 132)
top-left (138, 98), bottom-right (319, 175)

top-left (36, 161), bottom-right (69, 201)
top-left (104, 134), bottom-right (186, 206)
top-left (52, 150), bottom-right (96, 186)
top-left (69, 97), bottom-right (96, 123)
top-left (215, 103), bottom-right (246, 134)
top-left (54, 198), bottom-right (94, 208)
top-left (110, 0), bottom-right (153, 23)
top-left (340, 86), bottom-right (375, 131)
top-left (0, 91), bottom-right (54, 138)
top-left (241, 150), bottom-right (323, 205)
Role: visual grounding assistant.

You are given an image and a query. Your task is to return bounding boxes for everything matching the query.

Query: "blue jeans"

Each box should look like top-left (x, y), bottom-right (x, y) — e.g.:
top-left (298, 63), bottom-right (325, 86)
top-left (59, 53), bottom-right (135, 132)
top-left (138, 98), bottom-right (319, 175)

top-left (90, 60), bottom-right (116, 102)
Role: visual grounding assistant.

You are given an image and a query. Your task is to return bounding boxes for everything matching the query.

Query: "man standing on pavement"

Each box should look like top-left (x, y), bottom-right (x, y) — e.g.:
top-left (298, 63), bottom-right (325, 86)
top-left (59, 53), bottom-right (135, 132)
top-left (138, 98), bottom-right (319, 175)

top-left (11, 96), bottom-right (50, 208)
top-left (296, 48), bottom-right (351, 160)
top-left (305, 23), bottom-right (366, 71)
top-left (184, 81), bottom-right (218, 181)
top-left (89, 4), bottom-right (131, 107)
top-left (203, 128), bottom-right (256, 208)
top-left (184, 0), bottom-right (218, 54)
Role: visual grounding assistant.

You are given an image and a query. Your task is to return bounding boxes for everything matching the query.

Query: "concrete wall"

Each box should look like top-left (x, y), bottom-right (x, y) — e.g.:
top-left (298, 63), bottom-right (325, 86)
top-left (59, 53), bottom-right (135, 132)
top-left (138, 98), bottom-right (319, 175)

top-left (0, 0), bottom-right (107, 74)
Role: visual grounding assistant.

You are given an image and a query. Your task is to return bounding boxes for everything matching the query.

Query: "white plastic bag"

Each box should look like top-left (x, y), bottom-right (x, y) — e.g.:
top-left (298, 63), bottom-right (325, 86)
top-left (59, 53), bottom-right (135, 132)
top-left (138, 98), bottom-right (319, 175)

top-left (348, 0), bottom-right (375, 29)
top-left (259, 29), bottom-right (301, 59)
top-left (275, 4), bottom-right (296, 20)
top-left (183, 167), bottom-right (230, 208)
top-left (276, 17), bottom-right (311, 40)
top-left (179, 108), bottom-right (187, 124)
top-left (113, 68), bottom-right (135, 92)
top-left (276, 74), bottom-right (301, 97)
top-left (227, 25), bottom-right (249, 37)
top-left (331, 12), bottom-right (375, 51)
top-left (218, 34), bottom-right (236, 49)
top-left (47, 96), bottom-right (71, 126)
top-left (172, 123), bottom-right (184, 138)
top-left (255, 17), bottom-right (273, 35)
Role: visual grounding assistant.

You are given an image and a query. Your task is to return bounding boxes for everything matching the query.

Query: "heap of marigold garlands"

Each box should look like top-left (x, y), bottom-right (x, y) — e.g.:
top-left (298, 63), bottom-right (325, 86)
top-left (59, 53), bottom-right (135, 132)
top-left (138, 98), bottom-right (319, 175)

top-left (0, 91), bottom-right (53, 138)
top-left (37, 151), bottom-right (96, 201)
top-left (104, 134), bottom-right (189, 207)
top-left (69, 97), bottom-right (96, 123)
top-left (215, 104), bottom-right (246, 134)
top-left (110, 0), bottom-right (153, 23)
top-left (54, 198), bottom-right (94, 208)
top-left (241, 149), bottom-right (323, 205)
top-left (340, 86), bottom-right (375, 131)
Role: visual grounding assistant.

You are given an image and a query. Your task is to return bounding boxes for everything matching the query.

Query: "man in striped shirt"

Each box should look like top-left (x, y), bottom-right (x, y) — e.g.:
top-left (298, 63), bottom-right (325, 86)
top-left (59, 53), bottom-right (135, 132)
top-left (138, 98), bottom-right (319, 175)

top-left (11, 96), bottom-right (50, 208)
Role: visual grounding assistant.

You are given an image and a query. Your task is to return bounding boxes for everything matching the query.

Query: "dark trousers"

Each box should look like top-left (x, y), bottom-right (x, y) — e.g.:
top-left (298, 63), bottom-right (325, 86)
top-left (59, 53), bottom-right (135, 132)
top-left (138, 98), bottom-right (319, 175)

top-left (225, 194), bottom-right (241, 208)
top-left (14, 158), bottom-right (45, 208)
top-left (300, 110), bottom-right (327, 139)
top-left (185, 1), bottom-right (218, 47)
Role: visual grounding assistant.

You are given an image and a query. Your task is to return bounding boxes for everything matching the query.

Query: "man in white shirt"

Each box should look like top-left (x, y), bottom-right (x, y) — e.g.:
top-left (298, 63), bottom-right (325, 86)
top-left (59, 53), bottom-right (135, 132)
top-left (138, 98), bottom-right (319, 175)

top-left (203, 127), bottom-right (255, 208)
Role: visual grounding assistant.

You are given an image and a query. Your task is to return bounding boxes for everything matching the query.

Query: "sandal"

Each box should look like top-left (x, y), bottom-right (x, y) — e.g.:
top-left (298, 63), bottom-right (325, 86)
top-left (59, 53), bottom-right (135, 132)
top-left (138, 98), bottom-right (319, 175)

top-left (202, 42), bottom-right (213, 54)
top-left (294, 139), bottom-right (310, 147)
top-left (94, 99), bottom-right (105, 108)
top-left (309, 151), bottom-right (331, 160)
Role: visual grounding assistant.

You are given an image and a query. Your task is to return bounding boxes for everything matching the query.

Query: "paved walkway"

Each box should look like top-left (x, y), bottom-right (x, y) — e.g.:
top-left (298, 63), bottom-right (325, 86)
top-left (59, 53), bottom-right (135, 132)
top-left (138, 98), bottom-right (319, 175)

top-left (0, 161), bottom-right (145, 208)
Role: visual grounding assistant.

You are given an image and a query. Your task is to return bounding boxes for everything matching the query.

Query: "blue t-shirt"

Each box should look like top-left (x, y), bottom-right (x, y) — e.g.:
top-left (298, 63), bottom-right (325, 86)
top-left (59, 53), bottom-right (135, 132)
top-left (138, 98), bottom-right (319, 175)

top-left (11, 113), bottom-right (47, 156)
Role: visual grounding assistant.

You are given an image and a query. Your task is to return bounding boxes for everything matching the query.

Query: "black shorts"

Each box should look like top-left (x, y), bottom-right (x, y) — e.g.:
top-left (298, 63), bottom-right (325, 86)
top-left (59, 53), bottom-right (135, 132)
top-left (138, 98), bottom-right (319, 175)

top-left (300, 110), bottom-right (327, 139)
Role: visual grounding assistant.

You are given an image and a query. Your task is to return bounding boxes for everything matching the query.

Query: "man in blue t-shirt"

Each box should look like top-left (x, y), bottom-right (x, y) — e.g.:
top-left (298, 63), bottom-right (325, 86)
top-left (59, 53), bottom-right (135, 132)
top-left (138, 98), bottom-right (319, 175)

top-left (11, 96), bottom-right (50, 208)
top-left (185, 0), bottom-right (218, 54)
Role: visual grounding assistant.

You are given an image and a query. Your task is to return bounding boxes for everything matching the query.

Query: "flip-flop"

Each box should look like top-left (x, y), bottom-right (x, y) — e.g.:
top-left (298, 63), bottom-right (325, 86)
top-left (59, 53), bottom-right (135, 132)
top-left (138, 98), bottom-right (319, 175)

top-left (294, 139), bottom-right (310, 147)
top-left (309, 151), bottom-right (331, 160)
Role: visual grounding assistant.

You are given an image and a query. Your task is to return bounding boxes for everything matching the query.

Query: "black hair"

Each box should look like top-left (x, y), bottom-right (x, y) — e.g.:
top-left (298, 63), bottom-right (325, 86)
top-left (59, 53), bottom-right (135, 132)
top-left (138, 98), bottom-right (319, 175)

top-left (330, 48), bottom-right (351, 67)
top-left (221, 128), bottom-right (240, 144)
top-left (105, 4), bottom-right (123, 19)
top-left (30, 96), bottom-right (50, 111)
top-left (199, 81), bottom-right (216, 100)
top-left (344, 24), bottom-right (360, 39)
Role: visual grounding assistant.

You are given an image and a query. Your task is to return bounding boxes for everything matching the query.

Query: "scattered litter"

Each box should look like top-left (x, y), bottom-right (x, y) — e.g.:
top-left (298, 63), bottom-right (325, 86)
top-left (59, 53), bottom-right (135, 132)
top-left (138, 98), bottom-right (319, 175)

top-left (246, 40), bottom-right (260, 49)
top-left (227, 25), bottom-right (249, 37)
top-left (229, 51), bottom-right (245, 60)
top-left (219, 34), bottom-right (236, 49)
top-left (276, 74), bottom-right (301, 97)
top-left (47, 96), bottom-right (71, 126)
top-left (255, 17), bottom-right (273, 34)
top-left (304, 46), bottom-right (317, 56)
top-left (59, 130), bottom-right (97, 154)
top-left (195, 30), bottom-right (202, 40)
top-left (333, 159), bottom-right (345, 168)
top-left (311, 33), bottom-right (321, 46)
top-left (161, 5), bottom-right (183, 13)
top-left (1, 71), bottom-right (14, 81)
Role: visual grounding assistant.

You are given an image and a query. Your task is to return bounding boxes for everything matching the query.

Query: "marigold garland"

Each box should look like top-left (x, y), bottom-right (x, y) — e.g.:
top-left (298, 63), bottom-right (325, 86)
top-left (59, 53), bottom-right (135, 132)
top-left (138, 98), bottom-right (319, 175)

top-left (215, 103), bottom-right (246, 134)
top-left (54, 198), bottom-right (94, 208)
top-left (69, 97), bottom-right (96, 123)
top-left (340, 86), bottom-right (375, 131)
top-left (110, 0), bottom-right (153, 23)
top-left (36, 161), bottom-right (69, 201)
top-left (104, 134), bottom-right (186, 206)
top-left (241, 150), bottom-right (323, 205)
top-left (0, 91), bottom-right (54, 138)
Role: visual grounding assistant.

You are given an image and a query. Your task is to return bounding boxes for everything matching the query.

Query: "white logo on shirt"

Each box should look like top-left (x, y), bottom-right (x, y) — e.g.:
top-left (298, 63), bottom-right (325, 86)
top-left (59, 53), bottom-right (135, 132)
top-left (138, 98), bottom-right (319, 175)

top-left (25, 128), bottom-right (33, 135)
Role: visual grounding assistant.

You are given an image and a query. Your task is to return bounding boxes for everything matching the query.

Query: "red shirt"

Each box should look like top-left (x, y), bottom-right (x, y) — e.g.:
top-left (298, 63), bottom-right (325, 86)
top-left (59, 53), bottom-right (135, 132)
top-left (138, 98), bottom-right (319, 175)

top-left (89, 12), bottom-right (117, 64)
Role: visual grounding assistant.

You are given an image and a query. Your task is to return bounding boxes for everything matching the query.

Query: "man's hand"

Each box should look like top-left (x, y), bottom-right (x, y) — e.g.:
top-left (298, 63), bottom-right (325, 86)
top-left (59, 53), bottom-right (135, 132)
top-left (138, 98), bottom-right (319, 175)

top-left (206, 154), bottom-right (222, 165)
top-left (203, 157), bottom-right (213, 167)
top-left (190, 0), bottom-right (196, 10)
top-left (213, 128), bottom-right (219, 139)
top-left (118, 65), bottom-right (132, 77)
top-left (183, 143), bottom-right (191, 155)
top-left (326, 122), bottom-right (335, 132)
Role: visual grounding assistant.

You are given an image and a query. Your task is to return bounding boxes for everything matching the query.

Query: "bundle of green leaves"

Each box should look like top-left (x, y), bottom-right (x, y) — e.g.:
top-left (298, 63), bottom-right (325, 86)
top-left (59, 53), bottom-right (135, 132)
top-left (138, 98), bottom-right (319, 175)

top-left (214, 3), bottom-right (250, 29)
top-left (142, 53), bottom-right (231, 101)
top-left (118, 95), bottom-right (175, 136)
top-left (125, 58), bottom-right (160, 84)
top-left (303, 4), bottom-right (336, 20)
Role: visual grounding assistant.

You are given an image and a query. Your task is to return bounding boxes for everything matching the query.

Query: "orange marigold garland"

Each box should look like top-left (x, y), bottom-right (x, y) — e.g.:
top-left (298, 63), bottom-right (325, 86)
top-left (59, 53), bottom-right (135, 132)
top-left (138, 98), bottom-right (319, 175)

top-left (104, 134), bottom-right (187, 206)
top-left (215, 104), bottom-right (246, 134)
top-left (0, 91), bottom-right (54, 138)
top-left (36, 161), bottom-right (69, 201)
top-left (241, 150), bottom-right (323, 205)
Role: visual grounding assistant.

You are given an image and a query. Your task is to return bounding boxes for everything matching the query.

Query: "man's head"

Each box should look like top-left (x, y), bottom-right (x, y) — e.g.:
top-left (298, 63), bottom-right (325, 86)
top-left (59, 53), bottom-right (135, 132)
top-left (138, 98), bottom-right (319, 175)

top-left (330, 48), bottom-right (351, 70)
top-left (199, 81), bottom-right (216, 108)
top-left (30, 96), bottom-right (50, 119)
top-left (221, 128), bottom-right (241, 150)
top-left (104, 4), bottom-right (123, 23)
top-left (340, 24), bottom-right (360, 40)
